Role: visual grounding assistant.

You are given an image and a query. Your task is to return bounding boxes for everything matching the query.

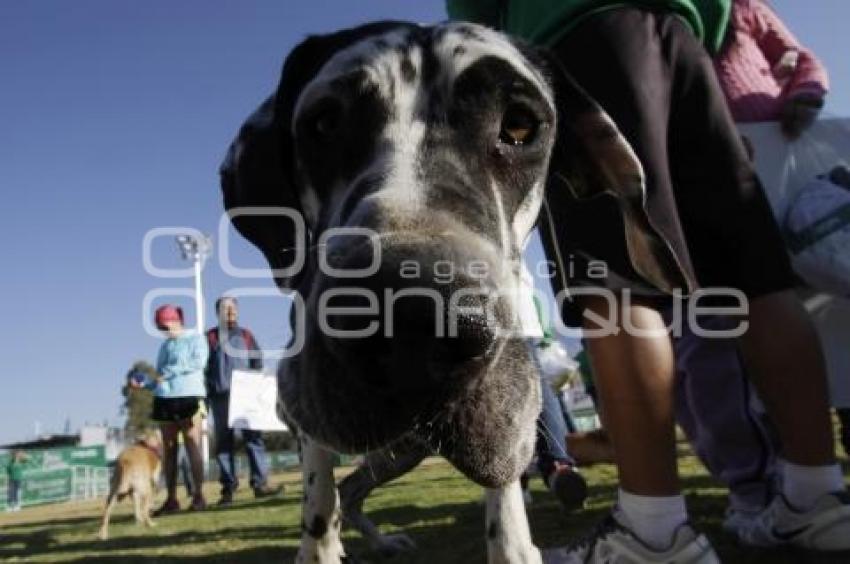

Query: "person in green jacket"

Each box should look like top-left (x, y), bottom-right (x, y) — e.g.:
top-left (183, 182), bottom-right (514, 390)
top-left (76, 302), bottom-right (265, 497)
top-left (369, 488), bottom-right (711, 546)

top-left (5, 451), bottom-right (28, 512)
top-left (448, 2), bottom-right (850, 562)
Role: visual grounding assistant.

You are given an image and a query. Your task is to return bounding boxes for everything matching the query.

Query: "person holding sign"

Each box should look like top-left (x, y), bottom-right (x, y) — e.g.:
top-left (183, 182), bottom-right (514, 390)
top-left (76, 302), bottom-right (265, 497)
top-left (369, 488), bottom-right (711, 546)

top-left (205, 297), bottom-right (282, 506)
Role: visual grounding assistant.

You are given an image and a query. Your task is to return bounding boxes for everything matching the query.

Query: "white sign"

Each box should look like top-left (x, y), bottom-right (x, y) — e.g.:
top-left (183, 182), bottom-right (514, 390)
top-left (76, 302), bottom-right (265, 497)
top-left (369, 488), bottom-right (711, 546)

top-left (227, 370), bottom-right (288, 432)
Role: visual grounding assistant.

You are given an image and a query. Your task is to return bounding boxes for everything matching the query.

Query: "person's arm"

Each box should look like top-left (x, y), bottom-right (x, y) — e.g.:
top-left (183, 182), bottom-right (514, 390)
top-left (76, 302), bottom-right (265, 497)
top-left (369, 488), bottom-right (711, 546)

top-left (159, 335), bottom-right (209, 381)
top-left (751, 0), bottom-right (828, 135)
top-left (757, 3), bottom-right (828, 99)
top-left (140, 345), bottom-right (167, 392)
top-left (244, 329), bottom-right (264, 371)
top-left (446, 0), bottom-right (503, 28)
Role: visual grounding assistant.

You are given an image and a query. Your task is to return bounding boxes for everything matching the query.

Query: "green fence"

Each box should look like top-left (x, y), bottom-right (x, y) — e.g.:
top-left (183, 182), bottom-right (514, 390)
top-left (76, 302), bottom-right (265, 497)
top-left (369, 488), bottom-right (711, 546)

top-left (1, 446), bottom-right (107, 509)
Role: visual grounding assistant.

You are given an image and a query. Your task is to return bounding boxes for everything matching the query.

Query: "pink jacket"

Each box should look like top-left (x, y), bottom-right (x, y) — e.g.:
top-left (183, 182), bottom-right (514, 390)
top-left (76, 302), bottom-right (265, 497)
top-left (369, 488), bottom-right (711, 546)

top-left (714, 0), bottom-right (829, 122)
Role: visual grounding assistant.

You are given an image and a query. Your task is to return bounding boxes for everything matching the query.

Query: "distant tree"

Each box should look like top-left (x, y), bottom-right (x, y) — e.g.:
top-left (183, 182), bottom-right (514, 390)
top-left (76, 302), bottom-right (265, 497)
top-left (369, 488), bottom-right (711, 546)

top-left (122, 361), bottom-right (156, 439)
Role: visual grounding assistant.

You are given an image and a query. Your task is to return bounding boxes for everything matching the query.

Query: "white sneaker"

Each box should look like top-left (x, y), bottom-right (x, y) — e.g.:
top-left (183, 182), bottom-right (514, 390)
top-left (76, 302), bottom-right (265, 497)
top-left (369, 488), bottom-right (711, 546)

top-left (722, 506), bottom-right (780, 548)
top-left (544, 514), bottom-right (720, 563)
top-left (742, 491), bottom-right (850, 551)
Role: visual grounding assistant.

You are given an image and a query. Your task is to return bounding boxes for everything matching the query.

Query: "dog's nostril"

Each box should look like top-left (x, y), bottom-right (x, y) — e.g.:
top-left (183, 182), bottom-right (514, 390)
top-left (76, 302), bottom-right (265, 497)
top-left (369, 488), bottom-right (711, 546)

top-left (447, 313), bottom-right (495, 361)
top-left (324, 295), bottom-right (495, 364)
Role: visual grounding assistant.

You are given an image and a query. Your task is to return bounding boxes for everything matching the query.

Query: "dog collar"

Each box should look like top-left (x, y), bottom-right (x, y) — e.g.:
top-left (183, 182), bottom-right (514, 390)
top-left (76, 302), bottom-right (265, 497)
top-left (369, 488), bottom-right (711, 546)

top-left (138, 442), bottom-right (162, 460)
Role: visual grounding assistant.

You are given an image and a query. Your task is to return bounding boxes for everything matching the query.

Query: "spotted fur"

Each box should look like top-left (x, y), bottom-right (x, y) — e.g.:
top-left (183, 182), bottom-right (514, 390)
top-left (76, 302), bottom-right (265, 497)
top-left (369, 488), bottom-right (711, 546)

top-left (222, 18), bottom-right (663, 564)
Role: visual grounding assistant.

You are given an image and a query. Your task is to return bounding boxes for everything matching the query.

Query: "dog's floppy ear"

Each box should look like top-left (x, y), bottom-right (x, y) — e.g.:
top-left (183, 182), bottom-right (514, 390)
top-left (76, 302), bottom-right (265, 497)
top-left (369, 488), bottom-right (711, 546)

top-left (221, 22), bottom-right (413, 290)
top-left (541, 55), bottom-right (694, 294)
top-left (219, 59), bottom-right (313, 289)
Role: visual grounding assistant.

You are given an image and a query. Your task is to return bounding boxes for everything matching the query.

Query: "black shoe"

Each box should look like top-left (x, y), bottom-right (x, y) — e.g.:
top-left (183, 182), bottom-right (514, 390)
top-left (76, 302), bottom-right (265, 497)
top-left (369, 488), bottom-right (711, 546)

top-left (217, 490), bottom-right (234, 506)
top-left (152, 498), bottom-right (181, 516)
top-left (190, 495), bottom-right (208, 511)
top-left (548, 462), bottom-right (588, 512)
top-left (254, 483), bottom-right (283, 498)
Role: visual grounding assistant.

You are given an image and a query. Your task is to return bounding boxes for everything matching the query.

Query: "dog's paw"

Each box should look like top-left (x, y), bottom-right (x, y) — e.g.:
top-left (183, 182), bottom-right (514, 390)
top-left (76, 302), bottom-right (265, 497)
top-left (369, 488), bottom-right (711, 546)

top-left (296, 544), bottom-right (348, 564)
top-left (488, 545), bottom-right (543, 564)
top-left (97, 529), bottom-right (108, 541)
top-left (374, 533), bottom-right (416, 557)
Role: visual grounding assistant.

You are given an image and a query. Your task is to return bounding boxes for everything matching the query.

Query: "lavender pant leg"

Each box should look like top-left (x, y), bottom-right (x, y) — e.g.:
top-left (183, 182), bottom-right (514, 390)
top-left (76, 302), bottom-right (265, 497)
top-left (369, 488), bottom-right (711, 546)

top-left (673, 315), bottom-right (780, 512)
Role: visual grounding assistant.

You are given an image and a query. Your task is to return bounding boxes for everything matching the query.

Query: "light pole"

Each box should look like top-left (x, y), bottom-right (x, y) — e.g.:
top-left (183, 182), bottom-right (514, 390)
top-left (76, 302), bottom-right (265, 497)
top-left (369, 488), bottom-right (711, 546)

top-left (175, 233), bottom-right (213, 478)
top-left (176, 234), bottom-right (212, 333)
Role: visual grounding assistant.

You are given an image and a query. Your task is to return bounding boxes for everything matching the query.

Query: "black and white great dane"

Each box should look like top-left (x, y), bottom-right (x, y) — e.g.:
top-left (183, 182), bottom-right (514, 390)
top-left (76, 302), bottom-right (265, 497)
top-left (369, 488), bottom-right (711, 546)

top-left (220, 20), bottom-right (683, 564)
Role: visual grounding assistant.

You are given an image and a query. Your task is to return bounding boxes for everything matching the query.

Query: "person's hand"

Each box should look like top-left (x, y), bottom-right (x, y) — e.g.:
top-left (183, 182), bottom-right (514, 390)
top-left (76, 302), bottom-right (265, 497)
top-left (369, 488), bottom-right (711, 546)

top-left (773, 50), bottom-right (799, 81)
top-left (781, 93), bottom-right (824, 139)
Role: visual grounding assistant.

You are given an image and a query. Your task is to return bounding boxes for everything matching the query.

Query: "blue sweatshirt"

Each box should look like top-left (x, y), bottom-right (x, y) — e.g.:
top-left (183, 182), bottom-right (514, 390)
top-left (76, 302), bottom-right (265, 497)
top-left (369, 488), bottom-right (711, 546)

top-left (204, 325), bottom-right (263, 396)
top-left (150, 332), bottom-right (209, 398)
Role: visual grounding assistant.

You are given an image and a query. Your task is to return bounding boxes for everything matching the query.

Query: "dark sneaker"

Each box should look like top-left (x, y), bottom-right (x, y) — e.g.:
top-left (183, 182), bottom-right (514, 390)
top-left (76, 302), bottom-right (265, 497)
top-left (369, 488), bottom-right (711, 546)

top-left (152, 498), bottom-right (180, 517)
top-left (254, 483), bottom-right (283, 498)
top-left (546, 513), bottom-right (720, 563)
top-left (217, 490), bottom-right (234, 507)
top-left (547, 462), bottom-right (588, 511)
top-left (190, 495), bottom-right (207, 511)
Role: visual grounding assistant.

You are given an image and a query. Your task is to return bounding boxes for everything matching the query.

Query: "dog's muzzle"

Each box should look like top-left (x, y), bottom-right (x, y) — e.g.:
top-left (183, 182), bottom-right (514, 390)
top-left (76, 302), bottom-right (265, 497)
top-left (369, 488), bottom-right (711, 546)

top-left (322, 236), bottom-right (502, 369)
top-left (281, 224), bottom-right (539, 486)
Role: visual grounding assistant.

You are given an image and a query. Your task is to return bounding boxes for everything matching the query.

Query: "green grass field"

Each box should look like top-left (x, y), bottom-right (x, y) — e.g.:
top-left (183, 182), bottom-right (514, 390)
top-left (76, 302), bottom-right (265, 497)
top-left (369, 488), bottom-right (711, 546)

top-left (1, 452), bottom-right (848, 563)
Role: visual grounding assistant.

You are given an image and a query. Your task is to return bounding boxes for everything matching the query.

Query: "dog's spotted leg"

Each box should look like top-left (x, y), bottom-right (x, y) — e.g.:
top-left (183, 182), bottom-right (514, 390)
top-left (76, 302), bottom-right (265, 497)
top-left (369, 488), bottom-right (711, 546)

top-left (296, 436), bottom-right (348, 564)
top-left (485, 481), bottom-right (542, 564)
top-left (338, 439), bottom-right (426, 556)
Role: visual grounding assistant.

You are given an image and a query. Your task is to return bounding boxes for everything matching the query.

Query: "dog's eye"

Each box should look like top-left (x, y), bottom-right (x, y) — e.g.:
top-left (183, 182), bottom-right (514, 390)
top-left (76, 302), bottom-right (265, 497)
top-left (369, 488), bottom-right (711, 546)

top-left (313, 111), bottom-right (339, 137)
top-left (499, 105), bottom-right (538, 146)
top-left (305, 101), bottom-right (343, 139)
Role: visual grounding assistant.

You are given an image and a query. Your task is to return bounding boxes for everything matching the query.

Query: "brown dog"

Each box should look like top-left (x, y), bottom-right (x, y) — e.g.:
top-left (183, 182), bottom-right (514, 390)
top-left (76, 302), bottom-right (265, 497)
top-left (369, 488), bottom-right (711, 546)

top-left (97, 430), bottom-right (162, 540)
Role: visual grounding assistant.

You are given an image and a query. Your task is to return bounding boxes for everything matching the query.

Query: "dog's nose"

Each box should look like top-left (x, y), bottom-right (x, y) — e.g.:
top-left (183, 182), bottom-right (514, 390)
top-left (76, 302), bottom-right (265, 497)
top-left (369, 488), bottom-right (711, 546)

top-left (320, 244), bottom-right (499, 367)
top-left (323, 278), bottom-right (496, 363)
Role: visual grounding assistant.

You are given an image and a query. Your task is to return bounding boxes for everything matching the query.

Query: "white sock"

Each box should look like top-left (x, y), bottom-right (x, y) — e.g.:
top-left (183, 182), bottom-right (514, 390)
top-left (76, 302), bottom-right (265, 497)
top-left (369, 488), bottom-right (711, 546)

top-left (781, 459), bottom-right (845, 511)
top-left (616, 489), bottom-right (688, 551)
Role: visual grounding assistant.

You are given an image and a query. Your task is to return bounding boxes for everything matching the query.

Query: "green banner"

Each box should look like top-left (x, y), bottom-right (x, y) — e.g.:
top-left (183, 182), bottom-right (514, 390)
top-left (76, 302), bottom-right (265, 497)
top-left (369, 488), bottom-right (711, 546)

top-left (61, 446), bottom-right (107, 467)
top-left (1, 445), bottom-right (105, 471)
top-left (21, 469), bottom-right (73, 505)
top-left (1, 446), bottom-right (106, 509)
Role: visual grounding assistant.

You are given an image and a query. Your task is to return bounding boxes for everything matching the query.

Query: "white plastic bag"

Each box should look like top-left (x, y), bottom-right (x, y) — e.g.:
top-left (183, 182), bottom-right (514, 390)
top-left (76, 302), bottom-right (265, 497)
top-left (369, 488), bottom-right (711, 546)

top-left (739, 117), bottom-right (850, 217)
top-left (743, 117), bottom-right (850, 297)
top-left (228, 370), bottom-right (288, 431)
top-left (535, 340), bottom-right (578, 387)
top-left (784, 170), bottom-right (850, 297)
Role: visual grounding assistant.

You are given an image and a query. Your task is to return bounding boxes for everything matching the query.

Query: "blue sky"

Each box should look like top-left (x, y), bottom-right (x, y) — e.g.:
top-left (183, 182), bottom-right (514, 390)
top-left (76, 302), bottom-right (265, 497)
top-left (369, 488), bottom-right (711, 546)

top-left (1, 1), bottom-right (848, 445)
